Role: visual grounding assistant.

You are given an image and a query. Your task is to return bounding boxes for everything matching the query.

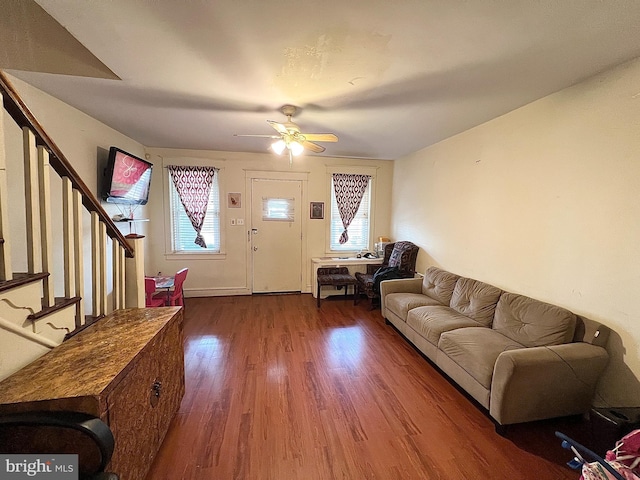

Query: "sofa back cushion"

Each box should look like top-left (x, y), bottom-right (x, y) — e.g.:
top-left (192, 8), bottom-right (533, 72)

top-left (492, 292), bottom-right (576, 347)
top-left (449, 277), bottom-right (502, 326)
top-left (421, 267), bottom-right (460, 305)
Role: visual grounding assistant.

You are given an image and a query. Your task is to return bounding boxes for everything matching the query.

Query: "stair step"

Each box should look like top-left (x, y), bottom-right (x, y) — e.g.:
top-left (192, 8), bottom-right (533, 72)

top-left (27, 296), bottom-right (81, 321)
top-left (63, 315), bottom-right (105, 341)
top-left (0, 272), bottom-right (49, 294)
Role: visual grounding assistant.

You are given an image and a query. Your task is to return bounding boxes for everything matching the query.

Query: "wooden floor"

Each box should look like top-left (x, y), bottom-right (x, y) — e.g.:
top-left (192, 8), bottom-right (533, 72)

top-left (146, 294), bottom-right (588, 480)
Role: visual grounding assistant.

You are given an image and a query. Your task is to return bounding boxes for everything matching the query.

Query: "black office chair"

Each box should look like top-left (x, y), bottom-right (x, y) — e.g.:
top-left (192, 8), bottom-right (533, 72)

top-left (0, 411), bottom-right (118, 480)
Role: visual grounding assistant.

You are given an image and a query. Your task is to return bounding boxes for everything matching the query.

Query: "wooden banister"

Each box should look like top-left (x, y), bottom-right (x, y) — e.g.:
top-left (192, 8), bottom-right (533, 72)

top-left (0, 71), bottom-right (134, 258)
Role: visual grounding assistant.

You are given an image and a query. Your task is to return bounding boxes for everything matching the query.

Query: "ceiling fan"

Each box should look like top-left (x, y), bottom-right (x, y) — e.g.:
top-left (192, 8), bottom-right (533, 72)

top-left (235, 105), bottom-right (338, 166)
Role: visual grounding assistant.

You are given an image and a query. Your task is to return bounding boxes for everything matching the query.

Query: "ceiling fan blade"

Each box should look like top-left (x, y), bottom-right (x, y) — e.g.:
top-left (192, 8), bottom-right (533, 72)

top-left (303, 141), bottom-right (325, 153)
top-left (267, 120), bottom-right (288, 135)
top-left (302, 133), bottom-right (338, 142)
top-left (234, 134), bottom-right (280, 138)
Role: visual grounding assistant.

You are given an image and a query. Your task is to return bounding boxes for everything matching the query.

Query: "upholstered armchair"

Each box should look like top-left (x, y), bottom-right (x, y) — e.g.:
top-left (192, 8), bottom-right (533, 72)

top-left (354, 241), bottom-right (419, 309)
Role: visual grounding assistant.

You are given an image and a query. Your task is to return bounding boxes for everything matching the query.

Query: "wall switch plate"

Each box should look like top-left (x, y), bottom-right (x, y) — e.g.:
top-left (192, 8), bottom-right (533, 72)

top-left (237, 218), bottom-right (244, 225)
top-left (230, 218), bottom-right (236, 226)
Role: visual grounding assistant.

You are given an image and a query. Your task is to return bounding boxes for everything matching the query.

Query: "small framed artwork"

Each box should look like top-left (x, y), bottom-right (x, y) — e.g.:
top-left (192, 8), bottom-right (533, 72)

top-left (228, 192), bottom-right (241, 208)
top-left (310, 201), bottom-right (324, 219)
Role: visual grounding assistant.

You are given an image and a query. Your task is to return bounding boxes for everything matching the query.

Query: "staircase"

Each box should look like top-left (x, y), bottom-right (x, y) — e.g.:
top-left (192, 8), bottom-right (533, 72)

top-left (0, 72), bottom-right (144, 381)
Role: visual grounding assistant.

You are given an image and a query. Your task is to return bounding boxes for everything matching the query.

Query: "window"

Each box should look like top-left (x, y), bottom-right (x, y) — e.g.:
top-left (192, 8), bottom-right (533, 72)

top-left (329, 176), bottom-right (371, 251)
top-left (262, 197), bottom-right (295, 222)
top-left (169, 172), bottom-right (220, 252)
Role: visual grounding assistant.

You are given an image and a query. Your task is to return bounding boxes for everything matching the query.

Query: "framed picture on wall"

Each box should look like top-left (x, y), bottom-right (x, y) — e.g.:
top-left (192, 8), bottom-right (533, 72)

top-left (310, 202), bottom-right (324, 219)
top-left (228, 192), bottom-right (241, 208)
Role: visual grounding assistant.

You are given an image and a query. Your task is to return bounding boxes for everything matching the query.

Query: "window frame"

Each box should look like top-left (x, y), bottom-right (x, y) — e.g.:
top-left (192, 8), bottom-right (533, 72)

top-left (325, 166), bottom-right (377, 255)
top-left (163, 159), bottom-right (226, 260)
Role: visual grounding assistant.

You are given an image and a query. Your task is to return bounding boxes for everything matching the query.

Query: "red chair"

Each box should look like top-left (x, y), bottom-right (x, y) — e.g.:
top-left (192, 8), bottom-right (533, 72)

top-left (145, 278), bottom-right (165, 307)
top-left (153, 268), bottom-right (188, 307)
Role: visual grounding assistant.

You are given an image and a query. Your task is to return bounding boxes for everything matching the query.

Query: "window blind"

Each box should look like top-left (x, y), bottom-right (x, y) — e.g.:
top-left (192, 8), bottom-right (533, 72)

top-left (262, 197), bottom-right (295, 222)
top-left (169, 172), bottom-right (220, 252)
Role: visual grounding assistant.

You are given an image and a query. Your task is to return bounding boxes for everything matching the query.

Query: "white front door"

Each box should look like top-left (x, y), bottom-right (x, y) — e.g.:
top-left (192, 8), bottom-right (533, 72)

top-left (250, 179), bottom-right (302, 293)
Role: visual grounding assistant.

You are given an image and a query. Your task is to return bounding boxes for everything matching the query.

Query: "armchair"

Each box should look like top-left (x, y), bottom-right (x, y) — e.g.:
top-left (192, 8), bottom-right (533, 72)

top-left (354, 241), bottom-right (419, 309)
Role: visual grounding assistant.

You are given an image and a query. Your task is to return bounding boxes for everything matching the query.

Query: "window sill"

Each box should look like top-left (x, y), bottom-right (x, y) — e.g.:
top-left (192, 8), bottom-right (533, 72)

top-left (165, 252), bottom-right (226, 261)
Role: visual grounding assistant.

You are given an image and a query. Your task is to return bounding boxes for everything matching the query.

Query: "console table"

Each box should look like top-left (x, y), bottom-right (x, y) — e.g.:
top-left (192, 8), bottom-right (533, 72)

top-left (0, 307), bottom-right (184, 480)
top-left (311, 257), bottom-right (383, 299)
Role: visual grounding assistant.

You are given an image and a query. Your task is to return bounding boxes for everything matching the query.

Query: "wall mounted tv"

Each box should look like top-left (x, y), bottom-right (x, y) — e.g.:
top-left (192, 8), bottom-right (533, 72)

top-left (103, 147), bottom-right (153, 205)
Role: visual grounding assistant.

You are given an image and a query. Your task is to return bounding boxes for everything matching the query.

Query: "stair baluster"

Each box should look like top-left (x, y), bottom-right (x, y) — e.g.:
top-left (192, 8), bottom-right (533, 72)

top-left (0, 92), bottom-right (12, 282)
top-left (38, 146), bottom-right (54, 308)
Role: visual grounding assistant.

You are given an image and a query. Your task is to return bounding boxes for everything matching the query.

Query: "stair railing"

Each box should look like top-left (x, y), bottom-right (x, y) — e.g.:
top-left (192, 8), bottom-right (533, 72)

top-left (0, 71), bottom-right (139, 332)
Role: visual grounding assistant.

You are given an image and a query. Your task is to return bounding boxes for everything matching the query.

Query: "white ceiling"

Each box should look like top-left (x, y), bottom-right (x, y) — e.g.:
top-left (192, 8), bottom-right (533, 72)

top-left (4, 0), bottom-right (640, 160)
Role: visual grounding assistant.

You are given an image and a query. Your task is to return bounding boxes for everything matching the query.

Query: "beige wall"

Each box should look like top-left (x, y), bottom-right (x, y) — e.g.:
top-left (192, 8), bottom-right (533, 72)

top-left (144, 148), bottom-right (393, 296)
top-left (391, 57), bottom-right (640, 406)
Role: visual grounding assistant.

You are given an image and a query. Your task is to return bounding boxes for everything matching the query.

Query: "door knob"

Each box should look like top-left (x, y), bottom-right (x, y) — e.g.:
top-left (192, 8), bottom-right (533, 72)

top-left (253, 246), bottom-right (258, 251)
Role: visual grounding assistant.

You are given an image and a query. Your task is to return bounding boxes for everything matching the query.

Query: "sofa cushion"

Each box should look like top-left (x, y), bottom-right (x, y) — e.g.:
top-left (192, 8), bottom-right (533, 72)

top-left (421, 267), bottom-right (460, 305)
top-left (438, 327), bottom-right (524, 389)
top-left (407, 306), bottom-right (484, 347)
top-left (492, 292), bottom-right (577, 347)
top-left (449, 277), bottom-right (502, 326)
top-left (385, 293), bottom-right (442, 322)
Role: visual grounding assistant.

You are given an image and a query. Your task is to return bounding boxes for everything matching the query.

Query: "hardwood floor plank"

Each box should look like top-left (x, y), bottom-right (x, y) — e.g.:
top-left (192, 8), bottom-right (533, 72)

top-left (146, 294), bottom-right (585, 480)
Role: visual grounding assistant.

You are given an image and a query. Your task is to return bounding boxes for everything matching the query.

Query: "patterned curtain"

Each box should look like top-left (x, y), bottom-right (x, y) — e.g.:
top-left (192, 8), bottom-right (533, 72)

top-left (168, 165), bottom-right (216, 248)
top-left (332, 173), bottom-right (370, 244)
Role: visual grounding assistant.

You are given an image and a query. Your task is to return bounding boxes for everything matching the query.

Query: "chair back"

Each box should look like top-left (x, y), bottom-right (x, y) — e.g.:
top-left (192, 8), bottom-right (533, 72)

top-left (145, 278), bottom-right (156, 297)
top-left (145, 278), bottom-right (165, 307)
top-left (0, 411), bottom-right (118, 479)
top-left (387, 241), bottom-right (419, 276)
top-left (168, 268), bottom-right (188, 306)
top-left (380, 242), bottom-right (396, 267)
top-left (173, 268), bottom-right (188, 291)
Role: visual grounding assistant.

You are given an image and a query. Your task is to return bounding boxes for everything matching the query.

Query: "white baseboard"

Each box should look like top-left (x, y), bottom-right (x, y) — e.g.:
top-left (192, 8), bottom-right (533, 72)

top-left (185, 286), bottom-right (313, 297)
top-left (184, 287), bottom-right (252, 297)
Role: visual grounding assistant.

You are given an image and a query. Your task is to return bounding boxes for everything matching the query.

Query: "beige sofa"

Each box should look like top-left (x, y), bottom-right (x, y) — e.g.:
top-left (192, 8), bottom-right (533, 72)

top-left (380, 266), bottom-right (610, 427)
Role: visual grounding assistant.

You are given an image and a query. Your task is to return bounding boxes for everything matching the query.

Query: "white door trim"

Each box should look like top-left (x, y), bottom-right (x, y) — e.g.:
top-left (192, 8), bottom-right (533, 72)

top-left (245, 170), bottom-right (309, 293)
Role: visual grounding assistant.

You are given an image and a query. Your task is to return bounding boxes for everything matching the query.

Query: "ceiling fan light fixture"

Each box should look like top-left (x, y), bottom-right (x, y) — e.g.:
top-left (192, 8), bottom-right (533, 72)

top-left (289, 141), bottom-right (304, 156)
top-left (238, 105), bottom-right (338, 164)
top-left (271, 139), bottom-right (286, 155)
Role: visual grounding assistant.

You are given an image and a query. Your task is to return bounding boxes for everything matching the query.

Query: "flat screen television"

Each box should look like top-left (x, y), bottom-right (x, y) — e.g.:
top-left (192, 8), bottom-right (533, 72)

top-left (103, 147), bottom-right (153, 205)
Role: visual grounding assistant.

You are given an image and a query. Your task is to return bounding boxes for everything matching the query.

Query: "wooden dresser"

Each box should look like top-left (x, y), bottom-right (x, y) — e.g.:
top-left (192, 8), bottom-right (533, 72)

top-left (0, 307), bottom-right (185, 480)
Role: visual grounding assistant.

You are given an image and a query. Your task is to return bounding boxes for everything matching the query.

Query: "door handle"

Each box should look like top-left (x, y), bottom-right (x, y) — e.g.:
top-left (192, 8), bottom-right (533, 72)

top-left (253, 246), bottom-right (258, 251)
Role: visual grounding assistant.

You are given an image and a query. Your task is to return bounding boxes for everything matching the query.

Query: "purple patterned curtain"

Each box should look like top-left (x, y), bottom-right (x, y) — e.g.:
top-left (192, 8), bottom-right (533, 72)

top-left (168, 165), bottom-right (215, 248)
top-left (332, 173), bottom-right (370, 244)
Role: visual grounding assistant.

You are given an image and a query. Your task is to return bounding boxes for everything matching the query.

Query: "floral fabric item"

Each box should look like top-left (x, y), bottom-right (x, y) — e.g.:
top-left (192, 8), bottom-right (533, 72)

top-left (168, 165), bottom-right (216, 248)
top-left (332, 173), bottom-right (370, 245)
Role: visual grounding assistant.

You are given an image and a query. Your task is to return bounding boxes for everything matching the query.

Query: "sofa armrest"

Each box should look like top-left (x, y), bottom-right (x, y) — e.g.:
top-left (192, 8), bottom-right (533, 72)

top-left (490, 342), bottom-right (609, 425)
top-left (379, 277), bottom-right (423, 313)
